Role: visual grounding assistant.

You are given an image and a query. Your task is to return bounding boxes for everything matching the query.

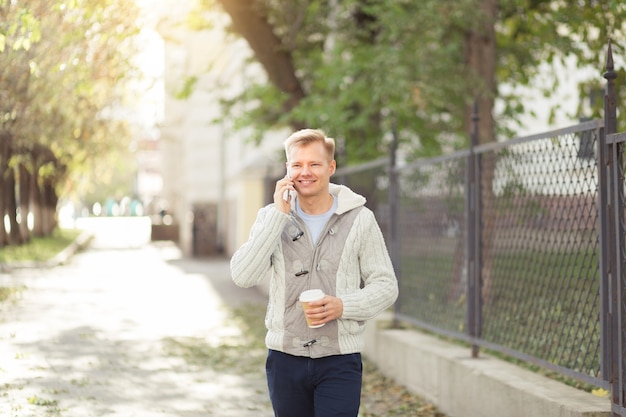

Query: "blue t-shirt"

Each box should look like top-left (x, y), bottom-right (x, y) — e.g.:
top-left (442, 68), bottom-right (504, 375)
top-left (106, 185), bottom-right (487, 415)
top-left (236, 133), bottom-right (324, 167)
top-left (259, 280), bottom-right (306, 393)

top-left (296, 195), bottom-right (338, 245)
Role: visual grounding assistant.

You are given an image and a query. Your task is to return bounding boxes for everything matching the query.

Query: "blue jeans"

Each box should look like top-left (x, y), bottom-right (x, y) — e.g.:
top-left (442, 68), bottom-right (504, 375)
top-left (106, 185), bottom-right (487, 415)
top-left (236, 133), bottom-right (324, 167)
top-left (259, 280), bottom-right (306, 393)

top-left (266, 350), bottom-right (363, 417)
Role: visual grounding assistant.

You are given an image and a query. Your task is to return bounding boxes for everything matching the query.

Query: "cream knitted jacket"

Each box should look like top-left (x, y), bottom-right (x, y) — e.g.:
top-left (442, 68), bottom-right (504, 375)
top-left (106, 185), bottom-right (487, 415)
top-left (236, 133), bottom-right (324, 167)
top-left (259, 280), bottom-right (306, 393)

top-left (230, 184), bottom-right (398, 358)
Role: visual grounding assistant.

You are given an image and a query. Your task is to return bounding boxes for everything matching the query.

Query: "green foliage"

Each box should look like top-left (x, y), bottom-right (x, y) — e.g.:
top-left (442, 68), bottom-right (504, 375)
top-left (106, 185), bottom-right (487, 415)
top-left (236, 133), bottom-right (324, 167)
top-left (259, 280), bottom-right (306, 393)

top-left (200, 0), bottom-right (626, 161)
top-left (497, 0), bottom-right (626, 131)
top-left (214, 0), bottom-right (479, 162)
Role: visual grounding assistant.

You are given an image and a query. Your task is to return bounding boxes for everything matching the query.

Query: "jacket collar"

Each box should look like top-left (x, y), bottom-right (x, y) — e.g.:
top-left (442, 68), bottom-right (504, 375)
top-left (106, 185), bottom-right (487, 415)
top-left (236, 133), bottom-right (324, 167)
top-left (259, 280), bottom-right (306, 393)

top-left (329, 183), bottom-right (366, 215)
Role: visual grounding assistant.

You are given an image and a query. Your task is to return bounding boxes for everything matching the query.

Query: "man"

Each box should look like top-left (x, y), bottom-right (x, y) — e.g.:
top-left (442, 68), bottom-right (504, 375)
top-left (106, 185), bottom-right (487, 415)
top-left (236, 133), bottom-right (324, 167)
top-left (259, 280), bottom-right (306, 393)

top-left (230, 128), bottom-right (398, 417)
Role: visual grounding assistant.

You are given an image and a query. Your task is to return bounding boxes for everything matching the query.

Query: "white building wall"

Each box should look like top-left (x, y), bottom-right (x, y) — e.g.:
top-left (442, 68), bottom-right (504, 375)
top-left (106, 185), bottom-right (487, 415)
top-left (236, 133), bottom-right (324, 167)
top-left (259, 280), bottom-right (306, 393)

top-left (154, 1), bottom-right (287, 257)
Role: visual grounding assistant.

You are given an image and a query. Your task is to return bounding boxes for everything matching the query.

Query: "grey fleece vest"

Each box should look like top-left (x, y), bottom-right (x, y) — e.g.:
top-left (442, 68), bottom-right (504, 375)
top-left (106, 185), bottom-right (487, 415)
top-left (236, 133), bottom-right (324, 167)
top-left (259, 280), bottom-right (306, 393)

top-left (280, 206), bottom-right (363, 358)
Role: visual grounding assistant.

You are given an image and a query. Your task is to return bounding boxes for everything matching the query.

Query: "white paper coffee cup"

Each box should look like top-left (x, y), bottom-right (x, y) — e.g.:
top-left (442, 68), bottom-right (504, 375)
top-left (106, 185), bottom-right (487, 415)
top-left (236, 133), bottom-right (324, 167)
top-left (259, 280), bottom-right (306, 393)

top-left (299, 289), bottom-right (325, 328)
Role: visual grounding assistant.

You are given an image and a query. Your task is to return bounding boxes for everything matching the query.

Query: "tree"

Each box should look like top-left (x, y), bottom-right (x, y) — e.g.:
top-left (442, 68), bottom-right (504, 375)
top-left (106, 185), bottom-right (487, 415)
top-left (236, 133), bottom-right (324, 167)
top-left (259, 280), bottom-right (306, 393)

top-left (0, 1), bottom-right (40, 245)
top-left (213, 0), bottom-right (479, 162)
top-left (202, 0), bottom-right (625, 158)
top-left (0, 0), bottom-right (142, 247)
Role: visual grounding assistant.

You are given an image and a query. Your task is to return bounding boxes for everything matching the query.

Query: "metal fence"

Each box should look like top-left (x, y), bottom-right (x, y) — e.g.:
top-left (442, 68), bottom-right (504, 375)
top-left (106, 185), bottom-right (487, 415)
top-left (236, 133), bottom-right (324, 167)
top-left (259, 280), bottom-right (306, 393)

top-left (334, 45), bottom-right (626, 411)
top-left (336, 120), bottom-right (604, 385)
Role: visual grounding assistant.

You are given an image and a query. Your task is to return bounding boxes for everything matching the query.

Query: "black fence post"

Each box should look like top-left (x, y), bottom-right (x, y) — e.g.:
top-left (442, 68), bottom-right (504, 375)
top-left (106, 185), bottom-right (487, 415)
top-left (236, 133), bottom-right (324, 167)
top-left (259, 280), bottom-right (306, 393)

top-left (466, 100), bottom-right (482, 358)
top-left (598, 96), bottom-right (610, 386)
top-left (603, 40), bottom-right (625, 416)
top-left (605, 42), bottom-right (618, 135)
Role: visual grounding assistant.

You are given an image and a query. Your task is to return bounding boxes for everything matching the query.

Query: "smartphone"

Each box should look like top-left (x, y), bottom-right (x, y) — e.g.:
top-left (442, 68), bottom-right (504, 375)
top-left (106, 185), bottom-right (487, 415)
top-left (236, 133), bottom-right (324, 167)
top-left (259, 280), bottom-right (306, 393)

top-left (283, 169), bottom-right (292, 201)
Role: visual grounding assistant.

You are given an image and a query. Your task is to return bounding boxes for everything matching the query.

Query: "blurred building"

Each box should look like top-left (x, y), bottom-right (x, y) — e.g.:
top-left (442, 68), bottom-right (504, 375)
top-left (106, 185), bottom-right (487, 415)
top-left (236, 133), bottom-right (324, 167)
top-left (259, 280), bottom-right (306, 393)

top-left (152, 1), bottom-right (287, 257)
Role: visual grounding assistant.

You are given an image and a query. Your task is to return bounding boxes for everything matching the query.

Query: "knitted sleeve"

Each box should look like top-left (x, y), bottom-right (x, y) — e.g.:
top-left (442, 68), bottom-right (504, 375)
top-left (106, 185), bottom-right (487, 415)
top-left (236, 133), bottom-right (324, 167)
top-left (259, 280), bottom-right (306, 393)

top-left (230, 205), bottom-right (288, 288)
top-left (340, 209), bottom-right (399, 321)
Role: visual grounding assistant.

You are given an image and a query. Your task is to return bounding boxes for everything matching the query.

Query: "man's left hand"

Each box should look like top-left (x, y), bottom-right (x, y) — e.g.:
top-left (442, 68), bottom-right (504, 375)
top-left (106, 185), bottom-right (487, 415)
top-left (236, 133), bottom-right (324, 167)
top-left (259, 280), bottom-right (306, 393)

top-left (306, 295), bottom-right (343, 327)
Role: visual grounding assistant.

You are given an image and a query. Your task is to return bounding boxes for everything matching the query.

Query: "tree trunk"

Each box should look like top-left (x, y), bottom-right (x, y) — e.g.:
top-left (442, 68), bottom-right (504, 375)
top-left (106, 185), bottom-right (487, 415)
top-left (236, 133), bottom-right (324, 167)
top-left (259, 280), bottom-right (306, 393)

top-left (463, 0), bottom-right (498, 305)
top-left (42, 178), bottom-right (58, 235)
top-left (5, 166), bottom-right (22, 245)
top-left (216, 0), bottom-right (306, 123)
top-left (30, 149), bottom-right (44, 238)
top-left (464, 0), bottom-right (497, 144)
top-left (31, 177), bottom-right (45, 237)
top-left (18, 162), bottom-right (31, 243)
top-left (0, 133), bottom-right (10, 247)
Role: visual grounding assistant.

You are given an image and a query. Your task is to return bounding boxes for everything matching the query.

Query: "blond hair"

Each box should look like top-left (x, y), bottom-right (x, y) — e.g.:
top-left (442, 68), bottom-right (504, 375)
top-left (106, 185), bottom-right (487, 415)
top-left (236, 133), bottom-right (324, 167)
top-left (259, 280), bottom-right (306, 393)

top-left (284, 128), bottom-right (335, 162)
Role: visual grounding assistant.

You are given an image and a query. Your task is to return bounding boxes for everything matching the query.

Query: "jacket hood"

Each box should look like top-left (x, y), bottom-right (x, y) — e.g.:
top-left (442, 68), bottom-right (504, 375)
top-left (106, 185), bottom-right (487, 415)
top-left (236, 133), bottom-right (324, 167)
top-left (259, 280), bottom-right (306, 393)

top-left (329, 183), bottom-right (366, 215)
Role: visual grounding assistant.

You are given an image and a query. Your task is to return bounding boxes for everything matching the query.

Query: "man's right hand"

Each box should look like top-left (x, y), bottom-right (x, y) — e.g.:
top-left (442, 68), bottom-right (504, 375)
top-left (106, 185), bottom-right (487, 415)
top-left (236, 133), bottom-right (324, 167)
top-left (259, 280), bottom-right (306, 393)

top-left (274, 175), bottom-right (294, 213)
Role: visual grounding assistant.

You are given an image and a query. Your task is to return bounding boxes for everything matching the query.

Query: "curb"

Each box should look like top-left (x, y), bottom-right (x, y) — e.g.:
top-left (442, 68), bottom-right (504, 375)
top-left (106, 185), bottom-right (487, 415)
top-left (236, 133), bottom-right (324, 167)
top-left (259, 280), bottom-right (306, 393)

top-left (0, 230), bottom-right (94, 272)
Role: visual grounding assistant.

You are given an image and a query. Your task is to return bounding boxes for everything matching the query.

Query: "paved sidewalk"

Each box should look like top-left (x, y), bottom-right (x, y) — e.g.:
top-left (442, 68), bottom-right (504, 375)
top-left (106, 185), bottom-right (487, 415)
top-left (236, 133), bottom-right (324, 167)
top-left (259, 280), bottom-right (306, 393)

top-left (0, 240), bottom-right (273, 417)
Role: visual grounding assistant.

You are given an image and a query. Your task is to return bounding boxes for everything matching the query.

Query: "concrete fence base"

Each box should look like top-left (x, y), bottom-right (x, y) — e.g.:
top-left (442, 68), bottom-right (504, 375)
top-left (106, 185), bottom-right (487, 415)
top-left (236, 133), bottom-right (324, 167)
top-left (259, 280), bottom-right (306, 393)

top-left (363, 313), bottom-right (610, 417)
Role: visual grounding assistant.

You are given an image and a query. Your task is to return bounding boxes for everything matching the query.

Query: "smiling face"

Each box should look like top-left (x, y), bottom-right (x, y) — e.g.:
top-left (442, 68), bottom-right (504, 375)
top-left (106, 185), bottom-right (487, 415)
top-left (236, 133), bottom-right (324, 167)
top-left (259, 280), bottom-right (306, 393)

top-left (286, 141), bottom-right (336, 199)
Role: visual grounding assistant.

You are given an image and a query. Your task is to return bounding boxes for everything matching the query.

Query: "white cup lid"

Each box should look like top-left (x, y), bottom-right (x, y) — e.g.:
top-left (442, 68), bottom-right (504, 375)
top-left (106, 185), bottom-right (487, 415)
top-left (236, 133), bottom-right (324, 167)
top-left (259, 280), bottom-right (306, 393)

top-left (299, 289), bottom-right (324, 302)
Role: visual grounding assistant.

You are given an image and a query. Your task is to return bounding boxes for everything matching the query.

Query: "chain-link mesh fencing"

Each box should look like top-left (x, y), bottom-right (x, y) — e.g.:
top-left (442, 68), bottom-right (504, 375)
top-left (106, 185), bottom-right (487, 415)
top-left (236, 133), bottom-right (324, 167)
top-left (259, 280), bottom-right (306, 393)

top-left (335, 121), bottom-right (603, 385)
top-left (477, 125), bottom-right (601, 381)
